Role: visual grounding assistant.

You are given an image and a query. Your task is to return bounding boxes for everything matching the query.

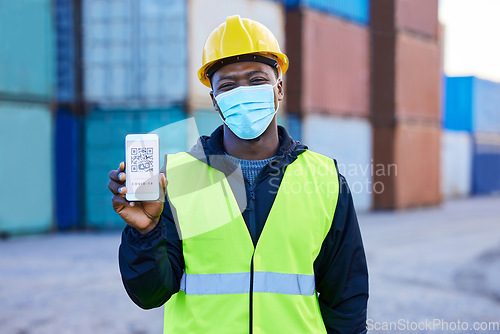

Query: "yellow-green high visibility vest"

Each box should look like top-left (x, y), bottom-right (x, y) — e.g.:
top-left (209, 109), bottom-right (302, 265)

top-left (164, 150), bottom-right (339, 334)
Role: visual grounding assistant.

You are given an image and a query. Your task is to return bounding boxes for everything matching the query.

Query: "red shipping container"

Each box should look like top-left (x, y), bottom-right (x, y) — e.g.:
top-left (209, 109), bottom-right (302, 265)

top-left (395, 0), bottom-right (439, 39)
top-left (371, 32), bottom-right (442, 124)
top-left (395, 33), bottom-right (442, 123)
top-left (286, 9), bottom-right (370, 117)
top-left (373, 122), bottom-right (441, 210)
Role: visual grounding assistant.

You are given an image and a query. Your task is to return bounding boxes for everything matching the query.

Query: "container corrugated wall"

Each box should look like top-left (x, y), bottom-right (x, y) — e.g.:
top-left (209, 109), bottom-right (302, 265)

top-left (374, 123), bottom-right (441, 209)
top-left (188, 0), bottom-right (286, 110)
top-left (287, 9), bottom-right (370, 117)
top-left (371, 0), bottom-right (442, 209)
top-left (192, 110), bottom-right (222, 137)
top-left (473, 78), bottom-right (500, 134)
top-left (55, 109), bottom-right (81, 229)
top-left (395, 0), bottom-right (439, 39)
top-left (55, 0), bottom-right (76, 102)
top-left (82, 0), bottom-right (187, 105)
top-left (443, 76), bottom-right (473, 132)
top-left (303, 115), bottom-right (373, 212)
top-left (283, 0), bottom-right (370, 25)
top-left (395, 33), bottom-right (441, 123)
top-left (444, 76), bottom-right (500, 133)
top-left (472, 134), bottom-right (500, 195)
top-left (0, 0), bottom-right (55, 100)
top-left (441, 130), bottom-right (472, 199)
top-left (0, 102), bottom-right (53, 235)
top-left (84, 107), bottom-right (186, 228)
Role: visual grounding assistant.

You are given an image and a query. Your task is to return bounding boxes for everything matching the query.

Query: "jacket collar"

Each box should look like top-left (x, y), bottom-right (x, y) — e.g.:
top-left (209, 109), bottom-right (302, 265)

top-left (187, 124), bottom-right (308, 171)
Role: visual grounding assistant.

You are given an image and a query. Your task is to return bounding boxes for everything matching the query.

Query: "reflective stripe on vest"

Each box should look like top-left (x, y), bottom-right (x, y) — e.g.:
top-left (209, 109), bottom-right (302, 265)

top-left (179, 271), bottom-right (315, 296)
top-left (164, 150), bottom-right (339, 334)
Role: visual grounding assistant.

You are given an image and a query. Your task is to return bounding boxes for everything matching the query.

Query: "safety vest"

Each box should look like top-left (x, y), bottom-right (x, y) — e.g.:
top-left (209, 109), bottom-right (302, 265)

top-left (163, 150), bottom-right (339, 334)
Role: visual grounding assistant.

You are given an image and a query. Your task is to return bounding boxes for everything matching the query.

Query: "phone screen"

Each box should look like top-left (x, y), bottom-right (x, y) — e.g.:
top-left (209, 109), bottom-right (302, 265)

top-left (125, 134), bottom-right (159, 201)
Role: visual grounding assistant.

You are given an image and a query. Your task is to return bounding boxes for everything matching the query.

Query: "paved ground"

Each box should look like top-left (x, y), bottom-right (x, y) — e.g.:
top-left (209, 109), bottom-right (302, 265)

top-left (0, 196), bottom-right (499, 334)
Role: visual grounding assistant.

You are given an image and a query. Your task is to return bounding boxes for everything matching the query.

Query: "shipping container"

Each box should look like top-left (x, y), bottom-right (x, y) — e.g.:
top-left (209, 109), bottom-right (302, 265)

top-left (371, 0), bottom-right (442, 126)
top-left (84, 107), bottom-right (186, 228)
top-left (373, 123), bottom-right (441, 210)
top-left (188, 0), bottom-right (286, 110)
top-left (55, 108), bottom-right (82, 229)
top-left (55, 0), bottom-right (77, 103)
top-left (441, 130), bottom-right (472, 199)
top-left (443, 76), bottom-right (500, 134)
top-left (82, 0), bottom-right (187, 105)
top-left (472, 134), bottom-right (500, 195)
top-left (0, 102), bottom-right (53, 235)
top-left (0, 0), bottom-right (55, 100)
top-left (282, 0), bottom-right (370, 25)
top-left (286, 9), bottom-right (370, 117)
top-left (303, 114), bottom-right (372, 212)
top-left (192, 109), bottom-right (222, 137)
top-left (395, 0), bottom-right (438, 39)
top-left (394, 32), bottom-right (441, 123)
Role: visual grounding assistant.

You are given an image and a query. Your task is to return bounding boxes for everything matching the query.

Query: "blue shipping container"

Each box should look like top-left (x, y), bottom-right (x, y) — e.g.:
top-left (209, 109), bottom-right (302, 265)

top-left (55, 109), bottom-right (81, 229)
top-left (283, 0), bottom-right (370, 25)
top-left (84, 107), bottom-right (186, 229)
top-left (0, 0), bottom-right (55, 99)
top-left (444, 76), bottom-right (500, 134)
top-left (82, 0), bottom-right (187, 105)
top-left (192, 109), bottom-right (222, 137)
top-left (0, 102), bottom-right (53, 235)
top-left (55, 0), bottom-right (76, 102)
top-left (472, 135), bottom-right (500, 195)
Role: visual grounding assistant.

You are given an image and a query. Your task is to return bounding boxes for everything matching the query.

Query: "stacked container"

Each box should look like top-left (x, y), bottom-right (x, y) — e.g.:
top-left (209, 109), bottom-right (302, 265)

top-left (80, 0), bottom-right (189, 228)
top-left (53, 0), bottom-right (84, 230)
top-left (0, 0), bottom-right (55, 235)
top-left (285, 0), bottom-right (372, 211)
top-left (443, 76), bottom-right (500, 196)
top-left (371, 0), bottom-right (442, 210)
top-left (85, 107), bottom-right (186, 228)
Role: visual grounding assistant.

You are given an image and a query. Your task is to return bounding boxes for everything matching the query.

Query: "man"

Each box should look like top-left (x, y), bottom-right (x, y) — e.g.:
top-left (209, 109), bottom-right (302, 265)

top-left (108, 15), bottom-right (368, 333)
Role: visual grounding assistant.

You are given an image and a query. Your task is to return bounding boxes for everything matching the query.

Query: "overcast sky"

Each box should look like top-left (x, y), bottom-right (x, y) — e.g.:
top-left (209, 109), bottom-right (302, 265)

top-left (439, 0), bottom-right (500, 81)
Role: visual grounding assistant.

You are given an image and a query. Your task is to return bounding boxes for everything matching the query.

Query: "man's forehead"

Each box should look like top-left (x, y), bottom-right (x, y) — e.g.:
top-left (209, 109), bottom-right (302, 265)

top-left (212, 61), bottom-right (273, 80)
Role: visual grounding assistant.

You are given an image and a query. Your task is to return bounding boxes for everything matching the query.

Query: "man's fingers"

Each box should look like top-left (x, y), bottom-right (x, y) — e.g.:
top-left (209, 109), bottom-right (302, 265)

top-left (109, 164), bottom-right (126, 183)
top-left (119, 161), bottom-right (125, 171)
top-left (112, 194), bottom-right (134, 210)
top-left (108, 180), bottom-right (127, 195)
top-left (159, 173), bottom-right (168, 201)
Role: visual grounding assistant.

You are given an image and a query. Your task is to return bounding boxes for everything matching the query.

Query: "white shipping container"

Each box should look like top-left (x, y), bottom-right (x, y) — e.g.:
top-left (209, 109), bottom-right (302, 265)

top-left (441, 130), bottom-right (472, 199)
top-left (188, 0), bottom-right (286, 110)
top-left (303, 114), bottom-right (373, 212)
top-left (83, 0), bottom-right (187, 105)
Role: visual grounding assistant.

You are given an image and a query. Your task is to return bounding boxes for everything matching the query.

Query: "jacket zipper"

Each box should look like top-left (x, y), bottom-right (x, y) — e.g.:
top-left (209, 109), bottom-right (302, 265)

top-left (248, 184), bottom-right (256, 334)
top-left (249, 253), bottom-right (254, 334)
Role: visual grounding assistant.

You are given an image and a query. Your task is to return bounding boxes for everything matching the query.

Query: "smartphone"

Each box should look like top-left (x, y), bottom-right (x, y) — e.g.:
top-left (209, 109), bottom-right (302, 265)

top-left (125, 133), bottom-right (160, 201)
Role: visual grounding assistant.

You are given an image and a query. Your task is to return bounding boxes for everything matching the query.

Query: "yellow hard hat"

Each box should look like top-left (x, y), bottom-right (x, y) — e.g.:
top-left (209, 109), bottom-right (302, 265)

top-left (198, 15), bottom-right (289, 88)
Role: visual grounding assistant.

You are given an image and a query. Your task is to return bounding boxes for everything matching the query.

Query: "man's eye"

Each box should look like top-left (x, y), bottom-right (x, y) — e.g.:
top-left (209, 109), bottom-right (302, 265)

top-left (251, 77), bottom-right (266, 83)
top-left (219, 83), bottom-right (234, 90)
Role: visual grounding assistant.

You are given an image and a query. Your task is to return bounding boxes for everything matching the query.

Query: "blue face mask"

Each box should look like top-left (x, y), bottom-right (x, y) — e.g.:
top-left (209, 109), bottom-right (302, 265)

top-left (215, 82), bottom-right (279, 140)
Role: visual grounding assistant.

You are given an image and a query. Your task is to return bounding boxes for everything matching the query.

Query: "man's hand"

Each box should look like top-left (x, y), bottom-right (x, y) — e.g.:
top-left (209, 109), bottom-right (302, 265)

top-left (108, 161), bottom-right (167, 234)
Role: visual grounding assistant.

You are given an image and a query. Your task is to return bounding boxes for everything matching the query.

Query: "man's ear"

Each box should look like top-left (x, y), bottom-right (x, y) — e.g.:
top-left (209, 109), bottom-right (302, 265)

top-left (277, 78), bottom-right (284, 102)
top-left (210, 91), bottom-right (224, 119)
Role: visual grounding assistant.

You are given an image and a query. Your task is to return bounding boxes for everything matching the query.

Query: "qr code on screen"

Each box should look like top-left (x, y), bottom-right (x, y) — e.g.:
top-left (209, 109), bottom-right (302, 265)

top-left (130, 147), bottom-right (154, 173)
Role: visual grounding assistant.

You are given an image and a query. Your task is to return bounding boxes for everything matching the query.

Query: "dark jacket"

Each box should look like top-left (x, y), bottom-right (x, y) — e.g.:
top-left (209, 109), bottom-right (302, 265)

top-left (119, 125), bottom-right (369, 334)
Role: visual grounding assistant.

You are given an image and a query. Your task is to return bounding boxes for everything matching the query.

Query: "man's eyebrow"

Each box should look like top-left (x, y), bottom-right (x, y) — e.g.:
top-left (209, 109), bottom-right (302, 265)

top-left (217, 74), bottom-right (237, 82)
top-left (218, 70), bottom-right (269, 83)
top-left (247, 70), bottom-right (269, 77)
